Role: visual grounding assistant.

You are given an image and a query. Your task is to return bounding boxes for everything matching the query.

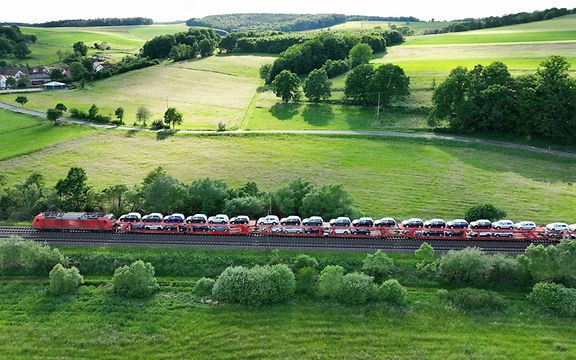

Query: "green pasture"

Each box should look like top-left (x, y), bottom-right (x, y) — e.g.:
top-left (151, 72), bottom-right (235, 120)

top-left (0, 55), bottom-right (273, 130)
top-left (0, 109), bottom-right (93, 161)
top-left (0, 278), bottom-right (575, 359)
top-left (1, 130), bottom-right (574, 222)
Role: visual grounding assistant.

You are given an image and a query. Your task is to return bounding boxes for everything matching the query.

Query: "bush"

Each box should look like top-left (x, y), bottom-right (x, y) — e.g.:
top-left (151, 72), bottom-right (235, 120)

top-left (379, 279), bottom-right (407, 305)
top-left (529, 282), bottom-right (576, 316)
top-left (415, 242), bottom-right (438, 276)
top-left (151, 119), bottom-right (169, 130)
top-left (0, 237), bottom-right (66, 276)
top-left (446, 288), bottom-right (506, 312)
top-left (49, 264), bottom-right (83, 295)
top-left (293, 254), bottom-right (319, 272)
top-left (296, 267), bottom-right (318, 296)
top-left (361, 250), bottom-right (394, 282)
top-left (437, 247), bottom-right (491, 285)
top-left (212, 264), bottom-right (295, 305)
top-left (338, 272), bottom-right (377, 304)
top-left (318, 265), bottom-right (345, 299)
top-left (464, 203), bottom-right (507, 222)
top-left (112, 260), bottom-right (159, 298)
top-left (194, 277), bottom-right (215, 297)
top-left (488, 253), bottom-right (530, 287)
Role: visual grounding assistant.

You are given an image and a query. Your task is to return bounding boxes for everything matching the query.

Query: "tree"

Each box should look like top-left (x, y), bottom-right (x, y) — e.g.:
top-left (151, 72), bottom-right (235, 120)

top-left (368, 63), bottom-right (410, 107)
top-left (272, 178), bottom-right (313, 216)
top-left (88, 104), bottom-right (98, 119)
top-left (142, 173), bottom-right (187, 214)
top-left (101, 184), bottom-right (128, 215)
top-left (428, 66), bottom-right (472, 129)
top-left (186, 178), bottom-right (228, 215)
top-left (349, 43), bottom-right (373, 68)
top-left (272, 70), bottom-right (301, 103)
top-left (169, 44), bottom-right (193, 61)
top-left (296, 267), bottom-right (319, 295)
top-left (464, 203), bottom-right (507, 222)
top-left (49, 264), bottom-right (83, 295)
top-left (50, 68), bottom-right (65, 81)
top-left (55, 167), bottom-right (92, 210)
top-left (112, 260), bottom-right (159, 298)
top-left (17, 74), bottom-right (29, 88)
top-left (46, 108), bottom-right (63, 123)
top-left (361, 250), bottom-right (394, 282)
top-left (199, 38), bottom-right (216, 57)
top-left (303, 69), bottom-right (332, 102)
top-left (68, 61), bottom-right (89, 81)
top-left (344, 64), bottom-right (374, 105)
top-left (224, 196), bottom-right (267, 219)
top-left (437, 247), bottom-right (491, 284)
top-left (115, 107), bottom-right (124, 122)
top-left (292, 254), bottom-right (319, 273)
top-left (55, 103), bottom-right (67, 112)
top-left (73, 41), bottom-right (88, 56)
top-left (318, 265), bottom-right (345, 299)
top-left (13, 42), bottom-right (30, 58)
top-left (259, 63), bottom-right (272, 82)
top-left (136, 106), bottom-right (151, 126)
top-left (15, 96), bottom-right (28, 108)
top-left (5, 77), bottom-right (16, 88)
top-left (300, 184), bottom-right (356, 220)
top-left (164, 107), bottom-right (183, 129)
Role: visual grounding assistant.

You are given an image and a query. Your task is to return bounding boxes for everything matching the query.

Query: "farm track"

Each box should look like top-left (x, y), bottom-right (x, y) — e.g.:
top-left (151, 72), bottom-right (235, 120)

top-left (0, 102), bottom-right (574, 159)
top-left (0, 227), bottom-right (544, 254)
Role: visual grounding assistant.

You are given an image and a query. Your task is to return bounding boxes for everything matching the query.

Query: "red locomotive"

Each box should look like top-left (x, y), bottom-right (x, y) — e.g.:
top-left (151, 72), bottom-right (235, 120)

top-left (32, 212), bottom-right (116, 231)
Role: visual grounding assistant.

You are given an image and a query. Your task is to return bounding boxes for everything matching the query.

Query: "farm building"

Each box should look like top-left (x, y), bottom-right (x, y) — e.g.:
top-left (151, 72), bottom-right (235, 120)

top-left (43, 81), bottom-right (66, 91)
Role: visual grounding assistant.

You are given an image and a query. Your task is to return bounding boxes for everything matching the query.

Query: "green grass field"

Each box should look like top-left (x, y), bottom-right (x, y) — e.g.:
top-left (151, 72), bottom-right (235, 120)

top-left (0, 55), bottom-right (274, 129)
top-left (0, 246), bottom-right (574, 359)
top-left (0, 109), bottom-right (93, 161)
top-left (1, 128), bottom-right (574, 222)
top-left (0, 24), bottom-right (188, 66)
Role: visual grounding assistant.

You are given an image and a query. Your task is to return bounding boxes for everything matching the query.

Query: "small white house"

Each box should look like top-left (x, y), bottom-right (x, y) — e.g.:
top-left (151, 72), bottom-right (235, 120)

top-left (0, 74), bottom-right (6, 89)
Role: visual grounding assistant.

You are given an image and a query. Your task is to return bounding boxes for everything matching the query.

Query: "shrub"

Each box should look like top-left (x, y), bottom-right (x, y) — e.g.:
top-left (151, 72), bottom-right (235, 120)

top-left (194, 277), bottom-right (215, 297)
top-left (464, 203), bottom-right (507, 222)
top-left (212, 264), bottom-right (295, 305)
top-left (415, 242), bottom-right (438, 276)
top-left (49, 264), bottom-right (83, 295)
top-left (112, 260), bottom-right (159, 298)
top-left (0, 237), bottom-right (66, 276)
top-left (361, 250), bottom-right (394, 282)
top-left (437, 247), bottom-right (491, 285)
top-left (151, 119), bottom-right (169, 130)
top-left (217, 121), bottom-right (226, 131)
top-left (447, 288), bottom-right (506, 312)
top-left (318, 265), bottom-right (345, 299)
top-left (296, 267), bottom-right (318, 296)
top-left (338, 272), bottom-right (377, 304)
top-left (379, 279), bottom-right (407, 305)
top-left (293, 254), bottom-right (319, 272)
top-left (488, 253), bottom-right (530, 287)
top-left (529, 282), bottom-right (576, 316)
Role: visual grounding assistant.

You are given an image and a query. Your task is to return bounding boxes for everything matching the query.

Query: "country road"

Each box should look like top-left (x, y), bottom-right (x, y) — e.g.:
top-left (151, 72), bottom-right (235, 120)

top-left (2, 101), bottom-right (575, 159)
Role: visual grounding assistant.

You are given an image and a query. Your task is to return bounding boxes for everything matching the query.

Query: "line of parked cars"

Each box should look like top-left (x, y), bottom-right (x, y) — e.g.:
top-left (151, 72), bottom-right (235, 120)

top-left (116, 212), bottom-right (576, 238)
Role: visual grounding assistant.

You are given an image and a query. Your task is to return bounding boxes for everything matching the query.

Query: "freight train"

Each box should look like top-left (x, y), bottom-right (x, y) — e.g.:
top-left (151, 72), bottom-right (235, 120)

top-left (31, 212), bottom-right (576, 241)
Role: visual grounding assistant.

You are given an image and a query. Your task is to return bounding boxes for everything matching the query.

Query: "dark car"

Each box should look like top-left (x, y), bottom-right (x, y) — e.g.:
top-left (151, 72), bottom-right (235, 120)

top-left (352, 217), bottom-right (374, 227)
top-left (230, 215), bottom-right (250, 225)
top-left (402, 218), bottom-right (424, 228)
top-left (470, 219), bottom-right (492, 229)
top-left (191, 225), bottom-right (210, 232)
top-left (424, 219), bottom-right (446, 229)
top-left (446, 219), bottom-right (469, 229)
top-left (375, 218), bottom-right (397, 228)
top-left (330, 217), bottom-right (352, 227)
top-left (210, 225), bottom-right (230, 232)
top-left (281, 216), bottom-right (302, 226)
top-left (302, 216), bottom-right (324, 226)
top-left (186, 214), bottom-right (207, 224)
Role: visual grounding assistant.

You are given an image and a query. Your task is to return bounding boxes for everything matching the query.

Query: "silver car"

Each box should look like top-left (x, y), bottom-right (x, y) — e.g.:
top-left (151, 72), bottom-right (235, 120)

top-left (514, 221), bottom-right (536, 230)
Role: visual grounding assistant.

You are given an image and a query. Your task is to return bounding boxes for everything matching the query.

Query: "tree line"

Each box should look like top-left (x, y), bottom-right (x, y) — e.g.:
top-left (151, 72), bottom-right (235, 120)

top-left (31, 17), bottom-right (153, 28)
top-left (186, 13), bottom-right (347, 32)
top-left (141, 28), bottom-right (219, 60)
top-left (429, 56), bottom-right (576, 144)
top-left (267, 30), bottom-right (403, 82)
top-left (0, 167), bottom-right (358, 221)
top-left (219, 31), bottom-right (306, 54)
top-left (425, 7), bottom-right (576, 34)
top-left (0, 26), bottom-right (36, 58)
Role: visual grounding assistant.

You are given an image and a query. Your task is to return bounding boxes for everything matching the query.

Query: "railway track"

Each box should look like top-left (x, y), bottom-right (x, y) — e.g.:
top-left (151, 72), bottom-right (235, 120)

top-left (0, 226), bottom-right (547, 254)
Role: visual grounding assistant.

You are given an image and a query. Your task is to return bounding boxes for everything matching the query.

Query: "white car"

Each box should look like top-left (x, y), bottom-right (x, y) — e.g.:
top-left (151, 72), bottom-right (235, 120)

top-left (546, 222), bottom-right (568, 231)
top-left (258, 215), bottom-right (280, 225)
top-left (208, 214), bottom-right (229, 224)
top-left (514, 221), bottom-right (536, 230)
top-left (142, 213), bottom-right (163, 222)
top-left (118, 212), bottom-right (141, 222)
top-left (568, 224), bottom-right (576, 239)
top-left (144, 223), bottom-right (163, 230)
top-left (492, 220), bottom-right (514, 229)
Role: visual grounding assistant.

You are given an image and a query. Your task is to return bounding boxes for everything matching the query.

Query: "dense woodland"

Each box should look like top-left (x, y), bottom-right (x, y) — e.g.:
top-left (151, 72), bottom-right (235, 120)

top-left (429, 56), bottom-right (576, 144)
top-left (141, 28), bottom-right (219, 60)
top-left (186, 13), bottom-right (348, 32)
top-left (427, 7), bottom-right (576, 34)
top-left (0, 26), bottom-right (35, 58)
top-left (30, 18), bottom-right (153, 28)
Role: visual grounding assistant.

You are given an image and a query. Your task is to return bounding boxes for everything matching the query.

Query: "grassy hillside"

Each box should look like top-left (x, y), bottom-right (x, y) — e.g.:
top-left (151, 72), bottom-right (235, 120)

top-left (1, 24), bottom-right (188, 65)
top-left (1, 276), bottom-right (575, 359)
top-left (1, 55), bottom-right (273, 129)
top-left (1, 130), bottom-right (574, 222)
top-left (0, 109), bottom-right (94, 161)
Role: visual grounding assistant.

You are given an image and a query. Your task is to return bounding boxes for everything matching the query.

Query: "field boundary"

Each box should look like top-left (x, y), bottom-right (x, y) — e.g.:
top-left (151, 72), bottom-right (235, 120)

top-left (1, 101), bottom-right (575, 159)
